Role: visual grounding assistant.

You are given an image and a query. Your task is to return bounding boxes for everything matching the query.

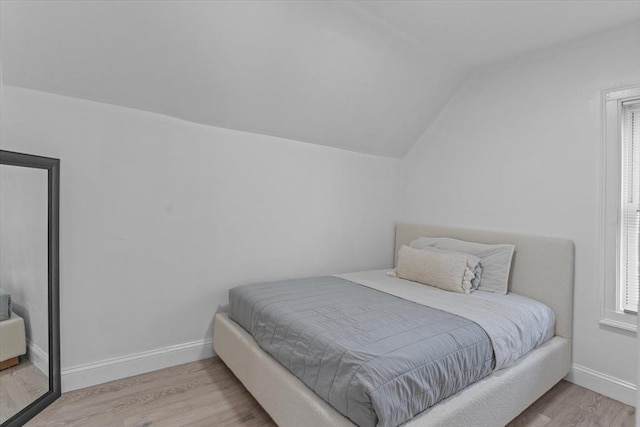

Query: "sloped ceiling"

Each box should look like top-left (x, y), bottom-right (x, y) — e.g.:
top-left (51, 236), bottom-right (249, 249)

top-left (355, 1), bottom-right (640, 71)
top-left (1, 1), bottom-right (638, 158)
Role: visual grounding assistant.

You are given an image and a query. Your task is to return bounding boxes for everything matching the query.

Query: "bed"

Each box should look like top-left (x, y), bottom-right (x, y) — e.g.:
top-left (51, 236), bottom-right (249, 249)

top-left (213, 223), bottom-right (574, 426)
top-left (0, 311), bottom-right (26, 370)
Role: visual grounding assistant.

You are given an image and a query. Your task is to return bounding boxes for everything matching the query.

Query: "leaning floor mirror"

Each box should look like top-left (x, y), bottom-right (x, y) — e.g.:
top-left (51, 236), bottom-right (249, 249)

top-left (0, 150), bottom-right (60, 427)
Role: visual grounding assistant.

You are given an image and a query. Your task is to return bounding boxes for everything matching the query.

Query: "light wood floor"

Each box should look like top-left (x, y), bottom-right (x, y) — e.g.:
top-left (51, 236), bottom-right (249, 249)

top-left (507, 379), bottom-right (635, 427)
top-left (25, 357), bottom-right (634, 427)
top-left (0, 359), bottom-right (49, 423)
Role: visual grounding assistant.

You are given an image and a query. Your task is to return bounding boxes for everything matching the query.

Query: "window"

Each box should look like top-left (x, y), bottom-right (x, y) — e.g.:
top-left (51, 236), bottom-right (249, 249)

top-left (601, 86), bottom-right (640, 331)
top-left (621, 99), bottom-right (640, 313)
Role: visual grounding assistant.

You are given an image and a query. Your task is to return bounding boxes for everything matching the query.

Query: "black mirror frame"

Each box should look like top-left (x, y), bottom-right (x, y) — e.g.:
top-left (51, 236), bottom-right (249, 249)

top-left (0, 150), bottom-right (60, 427)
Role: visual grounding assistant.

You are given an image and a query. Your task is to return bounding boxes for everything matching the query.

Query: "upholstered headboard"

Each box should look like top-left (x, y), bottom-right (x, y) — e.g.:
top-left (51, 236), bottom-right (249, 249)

top-left (395, 223), bottom-right (574, 340)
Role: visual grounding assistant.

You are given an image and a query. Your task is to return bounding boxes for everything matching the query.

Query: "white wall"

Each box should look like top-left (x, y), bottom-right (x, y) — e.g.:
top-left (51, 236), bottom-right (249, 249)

top-left (400, 24), bottom-right (640, 405)
top-left (0, 85), bottom-right (402, 390)
top-left (0, 164), bottom-right (49, 373)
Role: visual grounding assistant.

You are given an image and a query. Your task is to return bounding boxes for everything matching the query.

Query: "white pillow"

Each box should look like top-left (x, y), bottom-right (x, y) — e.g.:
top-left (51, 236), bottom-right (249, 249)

top-left (394, 245), bottom-right (476, 294)
top-left (409, 237), bottom-right (515, 294)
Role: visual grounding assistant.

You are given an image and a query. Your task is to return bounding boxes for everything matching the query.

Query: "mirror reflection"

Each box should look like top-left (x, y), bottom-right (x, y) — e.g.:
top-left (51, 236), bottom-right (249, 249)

top-left (0, 164), bottom-right (49, 423)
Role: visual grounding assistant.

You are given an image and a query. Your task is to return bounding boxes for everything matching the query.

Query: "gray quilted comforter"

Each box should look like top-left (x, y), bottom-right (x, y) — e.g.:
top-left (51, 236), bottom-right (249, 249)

top-left (228, 276), bottom-right (495, 427)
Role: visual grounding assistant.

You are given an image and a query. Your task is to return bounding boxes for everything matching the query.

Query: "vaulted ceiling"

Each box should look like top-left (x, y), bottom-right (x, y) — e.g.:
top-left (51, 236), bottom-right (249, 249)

top-left (1, 1), bottom-right (638, 157)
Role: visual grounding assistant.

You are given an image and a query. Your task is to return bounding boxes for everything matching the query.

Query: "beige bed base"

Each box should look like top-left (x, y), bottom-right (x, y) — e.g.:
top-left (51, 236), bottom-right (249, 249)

top-left (0, 311), bottom-right (26, 367)
top-left (213, 223), bottom-right (575, 426)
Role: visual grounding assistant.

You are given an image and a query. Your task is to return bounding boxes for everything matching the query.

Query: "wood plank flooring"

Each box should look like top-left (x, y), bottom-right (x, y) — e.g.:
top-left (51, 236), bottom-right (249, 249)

top-left (0, 359), bottom-right (49, 423)
top-left (24, 357), bottom-right (635, 427)
top-left (508, 379), bottom-right (635, 427)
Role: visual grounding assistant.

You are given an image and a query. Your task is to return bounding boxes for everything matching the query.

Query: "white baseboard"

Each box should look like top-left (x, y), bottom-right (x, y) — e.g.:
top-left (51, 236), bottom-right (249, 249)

top-left (565, 363), bottom-right (637, 406)
top-left (61, 338), bottom-right (215, 392)
top-left (26, 339), bottom-right (49, 377)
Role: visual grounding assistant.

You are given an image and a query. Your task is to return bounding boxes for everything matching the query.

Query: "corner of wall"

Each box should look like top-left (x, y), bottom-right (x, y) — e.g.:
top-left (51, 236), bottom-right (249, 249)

top-left (566, 363), bottom-right (637, 407)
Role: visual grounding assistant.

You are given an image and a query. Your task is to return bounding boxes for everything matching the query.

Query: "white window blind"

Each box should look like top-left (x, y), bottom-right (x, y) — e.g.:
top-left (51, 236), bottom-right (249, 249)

top-left (621, 100), bottom-right (640, 313)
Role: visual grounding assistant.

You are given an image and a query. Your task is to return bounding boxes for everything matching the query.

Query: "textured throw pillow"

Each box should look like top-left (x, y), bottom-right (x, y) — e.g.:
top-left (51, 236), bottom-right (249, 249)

top-left (394, 245), bottom-right (476, 294)
top-left (410, 237), bottom-right (515, 294)
top-left (416, 246), bottom-right (483, 290)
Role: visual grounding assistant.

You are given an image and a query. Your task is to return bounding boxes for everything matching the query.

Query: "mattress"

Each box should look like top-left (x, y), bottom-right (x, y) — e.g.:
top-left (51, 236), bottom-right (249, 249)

top-left (228, 271), bottom-right (555, 427)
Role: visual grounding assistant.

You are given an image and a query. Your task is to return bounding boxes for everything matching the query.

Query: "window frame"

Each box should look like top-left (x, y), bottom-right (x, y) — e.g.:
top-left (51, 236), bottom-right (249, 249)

top-left (600, 86), bottom-right (640, 332)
